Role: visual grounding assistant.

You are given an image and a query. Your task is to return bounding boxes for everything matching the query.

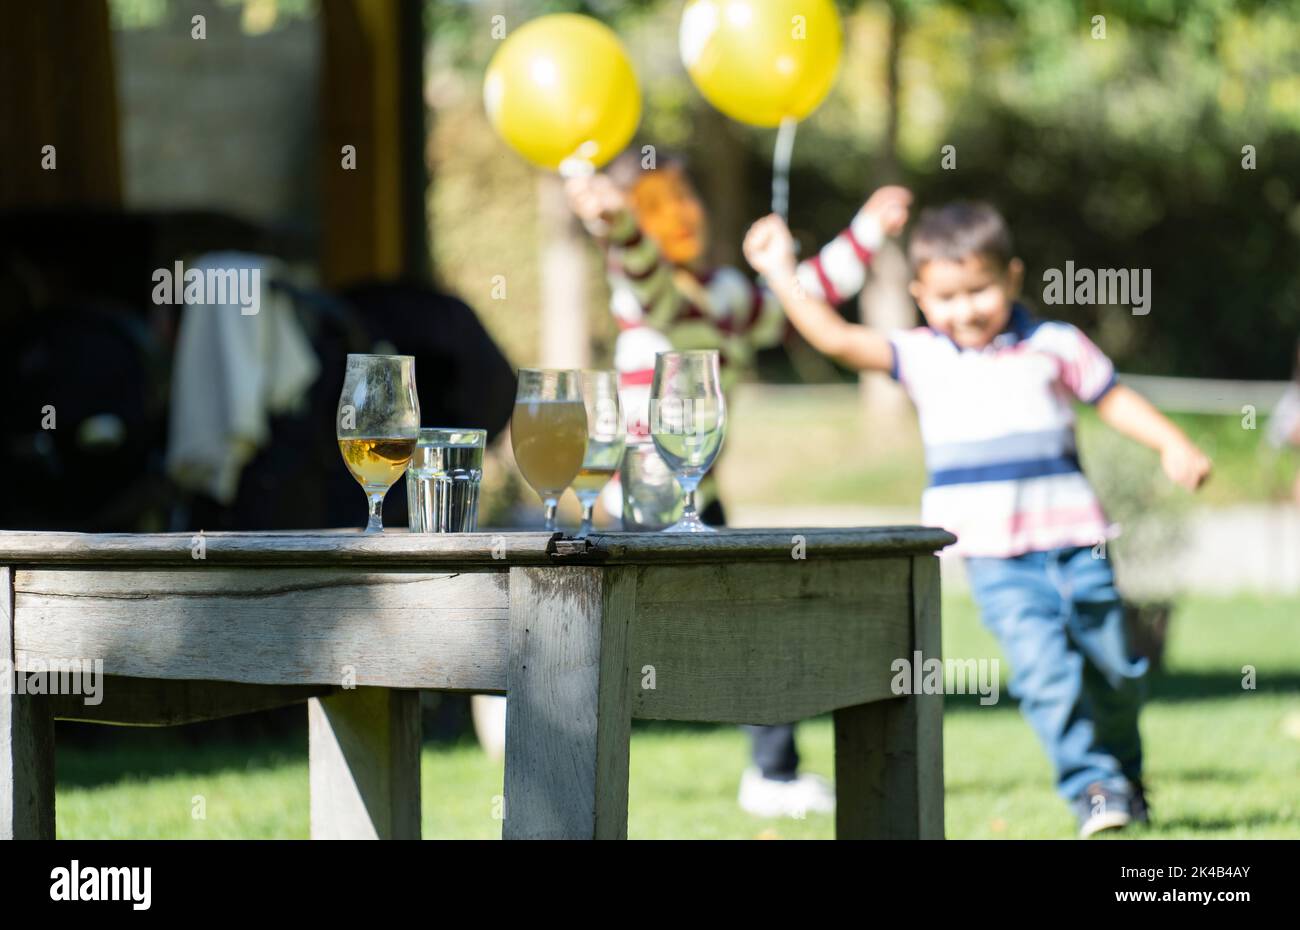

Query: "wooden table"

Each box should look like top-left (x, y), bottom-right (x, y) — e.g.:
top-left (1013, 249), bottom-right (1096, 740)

top-left (0, 527), bottom-right (953, 840)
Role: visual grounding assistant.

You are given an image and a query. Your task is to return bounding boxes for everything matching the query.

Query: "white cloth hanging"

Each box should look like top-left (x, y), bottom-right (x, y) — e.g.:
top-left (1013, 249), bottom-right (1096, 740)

top-left (165, 252), bottom-right (319, 504)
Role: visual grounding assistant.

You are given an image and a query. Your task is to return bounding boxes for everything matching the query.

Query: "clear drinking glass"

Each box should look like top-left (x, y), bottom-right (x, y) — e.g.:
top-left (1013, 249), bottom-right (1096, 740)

top-left (406, 428), bottom-right (486, 533)
top-left (620, 438), bottom-right (684, 531)
top-left (510, 368), bottom-right (587, 532)
top-left (337, 354), bottom-right (420, 534)
top-left (574, 370), bottom-right (625, 537)
top-left (649, 350), bottom-right (726, 534)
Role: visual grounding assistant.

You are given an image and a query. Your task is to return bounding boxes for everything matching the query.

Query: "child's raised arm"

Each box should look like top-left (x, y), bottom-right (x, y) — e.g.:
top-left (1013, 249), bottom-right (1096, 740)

top-left (793, 186), bottom-right (913, 307)
top-left (743, 213), bottom-right (894, 373)
top-left (1096, 385), bottom-right (1213, 490)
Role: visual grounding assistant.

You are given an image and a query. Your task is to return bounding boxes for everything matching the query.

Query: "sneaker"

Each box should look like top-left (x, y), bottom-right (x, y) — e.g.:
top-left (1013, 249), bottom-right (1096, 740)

top-left (738, 767), bottom-right (836, 819)
top-left (1076, 781), bottom-right (1132, 838)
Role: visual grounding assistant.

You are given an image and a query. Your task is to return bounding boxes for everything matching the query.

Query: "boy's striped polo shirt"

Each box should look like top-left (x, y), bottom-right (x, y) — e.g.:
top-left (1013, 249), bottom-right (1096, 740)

top-left (889, 304), bottom-right (1119, 558)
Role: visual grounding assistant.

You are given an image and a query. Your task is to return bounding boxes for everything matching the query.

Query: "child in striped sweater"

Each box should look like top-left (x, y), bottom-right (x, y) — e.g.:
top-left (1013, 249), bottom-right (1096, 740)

top-left (566, 152), bottom-right (908, 817)
top-left (566, 151), bottom-right (904, 444)
top-left (745, 197), bottom-right (1212, 836)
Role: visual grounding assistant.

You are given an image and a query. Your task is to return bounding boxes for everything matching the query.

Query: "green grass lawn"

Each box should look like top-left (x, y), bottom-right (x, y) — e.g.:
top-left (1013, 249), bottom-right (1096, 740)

top-left (53, 592), bottom-right (1300, 839)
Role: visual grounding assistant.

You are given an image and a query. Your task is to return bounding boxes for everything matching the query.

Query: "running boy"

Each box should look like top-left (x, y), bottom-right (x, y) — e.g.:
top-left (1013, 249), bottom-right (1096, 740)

top-left (743, 195), bottom-right (1212, 836)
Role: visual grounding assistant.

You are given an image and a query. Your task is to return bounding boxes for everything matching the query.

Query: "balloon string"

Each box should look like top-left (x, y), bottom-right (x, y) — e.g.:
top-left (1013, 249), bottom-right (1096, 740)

top-left (771, 116), bottom-right (798, 222)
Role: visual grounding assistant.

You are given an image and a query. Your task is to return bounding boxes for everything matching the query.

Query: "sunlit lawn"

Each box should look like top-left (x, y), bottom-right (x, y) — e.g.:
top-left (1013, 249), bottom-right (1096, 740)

top-left (54, 593), bottom-right (1300, 839)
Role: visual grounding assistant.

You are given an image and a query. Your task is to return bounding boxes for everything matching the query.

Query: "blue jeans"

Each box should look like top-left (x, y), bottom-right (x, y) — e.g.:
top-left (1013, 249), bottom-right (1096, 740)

top-left (964, 546), bottom-right (1147, 801)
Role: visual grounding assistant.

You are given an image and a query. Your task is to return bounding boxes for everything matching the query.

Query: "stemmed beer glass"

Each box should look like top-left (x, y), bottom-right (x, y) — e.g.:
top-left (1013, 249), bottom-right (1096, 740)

top-left (649, 350), bottom-right (726, 534)
top-left (510, 368), bottom-right (587, 531)
top-left (573, 370), bottom-right (625, 536)
top-left (336, 354), bottom-right (421, 534)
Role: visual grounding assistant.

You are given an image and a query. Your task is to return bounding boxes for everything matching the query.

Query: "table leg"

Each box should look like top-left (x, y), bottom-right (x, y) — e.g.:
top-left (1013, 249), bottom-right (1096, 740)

top-left (2, 566), bottom-right (55, 839)
top-left (502, 566), bottom-right (635, 839)
top-left (834, 555), bottom-right (944, 839)
top-left (1, 694), bottom-right (54, 840)
top-left (309, 687), bottom-right (422, 839)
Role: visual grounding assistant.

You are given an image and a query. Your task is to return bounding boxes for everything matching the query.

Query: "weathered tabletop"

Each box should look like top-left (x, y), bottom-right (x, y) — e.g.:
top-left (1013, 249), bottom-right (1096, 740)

top-left (0, 526), bottom-right (954, 840)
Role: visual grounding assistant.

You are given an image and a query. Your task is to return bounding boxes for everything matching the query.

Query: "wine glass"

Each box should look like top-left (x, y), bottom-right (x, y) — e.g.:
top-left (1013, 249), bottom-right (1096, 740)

top-left (510, 368), bottom-right (587, 531)
top-left (650, 350), bottom-right (726, 534)
top-left (336, 354), bottom-right (420, 534)
top-left (574, 370), bottom-right (626, 537)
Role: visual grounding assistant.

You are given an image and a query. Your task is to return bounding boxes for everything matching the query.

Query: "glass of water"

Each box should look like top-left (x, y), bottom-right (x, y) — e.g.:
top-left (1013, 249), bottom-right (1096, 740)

top-left (649, 350), bottom-right (726, 533)
top-left (620, 438), bottom-right (684, 532)
top-left (406, 428), bottom-right (487, 533)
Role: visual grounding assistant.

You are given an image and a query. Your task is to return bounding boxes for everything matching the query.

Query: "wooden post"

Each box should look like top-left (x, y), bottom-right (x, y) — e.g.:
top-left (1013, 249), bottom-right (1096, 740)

top-left (1, 567), bottom-right (56, 839)
top-left (833, 555), bottom-right (944, 839)
top-left (309, 687), bottom-right (422, 840)
top-left (319, 0), bottom-right (427, 288)
top-left (502, 566), bottom-right (635, 839)
top-left (0, 0), bottom-right (121, 209)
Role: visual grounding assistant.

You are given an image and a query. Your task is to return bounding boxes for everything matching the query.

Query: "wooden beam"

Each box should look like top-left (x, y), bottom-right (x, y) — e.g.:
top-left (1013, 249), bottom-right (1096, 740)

top-left (0, 528), bottom-right (953, 567)
top-left (834, 555), bottom-right (944, 839)
top-left (911, 554), bottom-right (946, 838)
top-left (14, 568), bottom-right (509, 691)
top-left (51, 676), bottom-right (338, 727)
top-left (1, 567), bottom-right (56, 839)
top-left (554, 527), bottom-right (957, 564)
top-left (502, 566), bottom-right (635, 839)
top-left (629, 559), bottom-right (912, 724)
top-left (309, 688), bottom-right (422, 839)
top-left (0, 530), bottom-right (563, 567)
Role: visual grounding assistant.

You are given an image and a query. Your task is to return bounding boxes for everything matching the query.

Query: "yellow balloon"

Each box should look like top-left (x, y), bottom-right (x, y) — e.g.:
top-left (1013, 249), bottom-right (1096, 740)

top-left (680, 0), bottom-right (843, 128)
top-left (484, 14), bottom-right (641, 172)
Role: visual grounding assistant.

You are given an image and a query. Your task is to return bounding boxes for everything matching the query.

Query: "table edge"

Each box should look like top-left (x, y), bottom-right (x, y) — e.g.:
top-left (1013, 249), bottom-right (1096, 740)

top-left (0, 526), bottom-right (956, 566)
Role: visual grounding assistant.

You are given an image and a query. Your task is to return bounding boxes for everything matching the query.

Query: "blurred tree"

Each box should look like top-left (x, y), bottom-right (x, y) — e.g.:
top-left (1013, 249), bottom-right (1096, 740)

top-left (784, 0), bottom-right (1300, 379)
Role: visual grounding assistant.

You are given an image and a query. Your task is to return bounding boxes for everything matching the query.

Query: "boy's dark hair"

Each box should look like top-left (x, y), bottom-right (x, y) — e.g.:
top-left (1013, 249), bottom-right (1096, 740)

top-left (606, 145), bottom-right (689, 192)
top-left (908, 201), bottom-right (1014, 270)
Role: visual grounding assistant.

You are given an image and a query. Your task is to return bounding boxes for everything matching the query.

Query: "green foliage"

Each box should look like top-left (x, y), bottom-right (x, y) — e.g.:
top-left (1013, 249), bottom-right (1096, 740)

top-left (110, 0), bottom-right (318, 31)
top-left (779, 1), bottom-right (1300, 378)
top-left (430, 0), bottom-right (1300, 377)
top-left (108, 0), bottom-right (169, 29)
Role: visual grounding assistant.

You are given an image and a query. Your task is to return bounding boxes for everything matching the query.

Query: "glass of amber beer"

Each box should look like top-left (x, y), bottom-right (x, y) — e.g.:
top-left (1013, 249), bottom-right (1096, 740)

top-left (336, 354), bottom-right (420, 533)
top-left (510, 368), bottom-right (587, 531)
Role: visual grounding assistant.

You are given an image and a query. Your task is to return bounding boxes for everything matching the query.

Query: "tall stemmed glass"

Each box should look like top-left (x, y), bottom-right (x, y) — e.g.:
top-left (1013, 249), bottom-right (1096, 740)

top-left (336, 354), bottom-right (420, 534)
top-left (511, 368), bottom-right (587, 531)
top-left (650, 350), bottom-right (726, 534)
top-left (574, 370), bottom-right (626, 537)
